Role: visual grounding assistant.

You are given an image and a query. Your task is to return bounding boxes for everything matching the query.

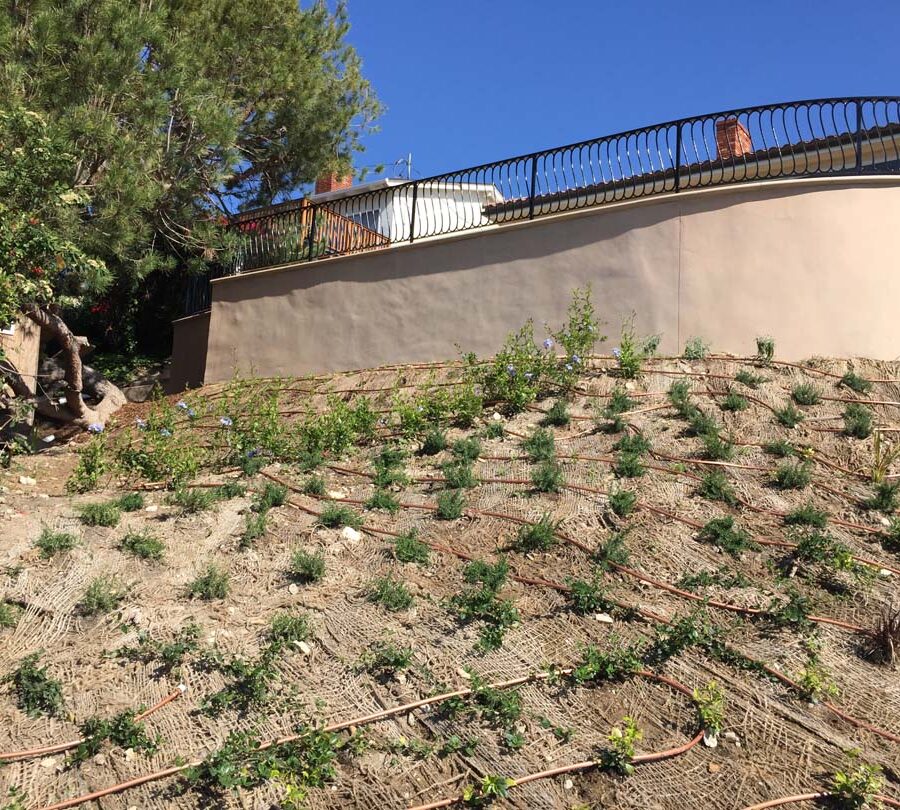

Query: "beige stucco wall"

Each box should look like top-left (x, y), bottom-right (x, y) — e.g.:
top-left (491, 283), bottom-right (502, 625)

top-left (0, 317), bottom-right (41, 395)
top-left (169, 311), bottom-right (210, 391)
top-left (197, 177), bottom-right (900, 384)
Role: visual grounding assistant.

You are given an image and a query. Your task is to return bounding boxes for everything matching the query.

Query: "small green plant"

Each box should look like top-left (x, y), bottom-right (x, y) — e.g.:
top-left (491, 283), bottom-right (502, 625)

top-left (595, 531), bottom-right (630, 570)
top-left (450, 562), bottom-right (519, 651)
top-left (394, 529), bottom-right (430, 565)
top-left (2, 653), bottom-right (64, 717)
top-left (614, 432), bottom-right (651, 455)
top-left (318, 503), bottom-right (363, 529)
top-left (367, 576), bottom-right (413, 611)
top-left (0, 601), bottom-right (20, 629)
top-left (830, 756), bottom-right (883, 809)
top-left (871, 430), bottom-right (900, 485)
top-left (268, 612), bottom-right (310, 648)
top-left (120, 531), bottom-right (165, 561)
top-left (734, 369), bottom-right (767, 389)
top-left (255, 482), bottom-right (287, 511)
top-left (464, 558), bottom-right (510, 590)
top-left (613, 451), bottom-right (645, 479)
top-left (78, 501), bottom-right (121, 528)
top-left (67, 435), bottom-right (108, 493)
top-left (302, 475), bottom-right (326, 496)
top-left (436, 489), bottom-right (465, 520)
top-left (439, 735), bottom-right (479, 757)
top-left (797, 655), bottom-right (839, 703)
top-left (240, 512), bottom-right (268, 548)
top-left (774, 402), bottom-right (804, 428)
top-left (773, 460), bottom-right (812, 490)
top-left (598, 385), bottom-right (635, 433)
top-left (755, 335), bottom-right (775, 364)
top-left (462, 774), bottom-right (514, 806)
top-left (768, 588), bottom-right (813, 630)
top-left (543, 399), bottom-right (570, 427)
top-left (763, 438), bottom-right (796, 457)
top-left (115, 492), bottom-right (145, 512)
top-left (115, 622), bottom-right (202, 674)
top-left (522, 428), bottom-right (555, 461)
top-left (451, 436), bottom-right (482, 462)
top-left (862, 481), bottom-right (899, 513)
top-left (791, 382), bottom-right (822, 406)
top-left (676, 567), bottom-right (750, 591)
top-left (69, 709), bottom-right (160, 766)
top-left (35, 528), bottom-right (77, 559)
top-left (187, 565), bottom-right (230, 600)
top-left (356, 641), bottom-right (413, 676)
top-left (608, 487), bottom-right (637, 517)
top-left (483, 421), bottom-right (504, 440)
top-left (289, 549), bottom-right (325, 583)
top-left (420, 427), bottom-right (448, 456)
top-left (565, 576), bottom-right (612, 615)
top-left (531, 458), bottom-right (565, 492)
top-left (784, 502), bottom-right (828, 528)
top-left (682, 336), bottom-right (709, 360)
top-left (366, 489), bottom-right (400, 514)
top-left (697, 516), bottom-right (756, 556)
top-left (701, 431), bottom-right (735, 461)
top-left (840, 371), bottom-right (872, 395)
top-left (512, 513), bottom-right (558, 552)
top-left (168, 487), bottom-right (217, 513)
top-left (844, 404), bottom-right (874, 439)
top-left (614, 317), bottom-right (659, 379)
top-left (2, 786), bottom-right (27, 809)
top-left (720, 390), bottom-right (749, 412)
top-left (698, 470), bottom-right (738, 506)
top-left (442, 459), bottom-right (478, 489)
top-left (80, 576), bottom-right (126, 615)
top-left (793, 529), bottom-right (854, 572)
top-left (601, 716), bottom-right (642, 775)
top-left (693, 680), bottom-right (725, 734)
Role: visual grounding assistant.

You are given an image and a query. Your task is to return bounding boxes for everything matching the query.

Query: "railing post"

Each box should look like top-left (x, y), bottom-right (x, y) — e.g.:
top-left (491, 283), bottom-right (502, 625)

top-left (854, 99), bottom-right (863, 173)
top-left (674, 124), bottom-right (682, 192)
top-left (409, 182), bottom-right (418, 243)
top-left (306, 202), bottom-right (318, 261)
top-left (527, 156), bottom-right (538, 219)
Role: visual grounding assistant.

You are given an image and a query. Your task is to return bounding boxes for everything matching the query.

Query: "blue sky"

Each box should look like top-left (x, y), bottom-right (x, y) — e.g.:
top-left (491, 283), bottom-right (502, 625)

top-left (344, 0), bottom-right (900, 180)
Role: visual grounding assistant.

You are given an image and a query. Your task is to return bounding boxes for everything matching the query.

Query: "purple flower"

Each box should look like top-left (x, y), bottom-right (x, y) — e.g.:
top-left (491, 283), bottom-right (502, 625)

top-left (506, 364), bottom-right (516, 377)
top-left (159, 428), bottom-right (172, 437)
top-left (135, 418), bottom-right (147, 430)
top-left (612, 347), bottom-right (622, 359)
top-left (543, 338), bottom-right (554, 350)
top-left (176, 400), bottom-right (188, 410)
top-left (87, 423), bottom-right (103, 434)
top-left (565, 364), bottom-right (573, 372)
top-left (246, 448), bottom-right (260, 458)
top-left (187, 408), bottom-right (196, 418)
top-left (219, 416), bottom-right (233, 428)
top-left (571, 354), bottom-right (581, 365)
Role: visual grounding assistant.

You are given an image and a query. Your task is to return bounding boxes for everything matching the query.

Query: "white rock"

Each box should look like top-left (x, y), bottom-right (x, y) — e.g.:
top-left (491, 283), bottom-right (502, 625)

top-left (880, 517), bottom-right (891, 526)
top-left (594, 613), bottom-right (614, 624)
top-left (144, 505), bottom-right (158, 513)
top-left (880, 569), bottom-right (893, 578)
top-left (703, 730), bottom-right (718, 748)
top-left (563, 779), bottom-right (574, 790)
top-left (42, 435), bottom-right (55, 443)
top-left (492, 412), bottom-right (503, 421)
top-left (37, 493), bottom-right (49, 499)
top-left (723, 731), bottom-right (739, 743)
top-left (456, 667), bottom-right (472, 680)
top-left (288, 583), bottom-right (300, 595)
top-left (93, 753), bottom-right (107, 765)
top-left (406, 714), bottom-right (416, 726)
top-left (124, 748), bottom-right (137, 762)
top-left (40, 756), bottom-right (58, 770)
top-left (18, 476), bottom-right (36, 486)
top-left (297, 641), bottom-right (312, 656)
top-left (341, 526), bottom-right (362, 543)
top-left (327, 490), bottom-right (347, 500)
top-left (624, 381), bottom-right (636, 391)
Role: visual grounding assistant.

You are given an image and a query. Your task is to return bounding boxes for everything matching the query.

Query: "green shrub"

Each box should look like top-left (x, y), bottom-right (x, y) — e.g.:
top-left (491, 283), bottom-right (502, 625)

top-left (701, 431), bottom-right (735, 461)
top-left (69, 710), bottom-right (159, 766)
top-left (482, 421), bottom-right (505, 440)
top-left (774, 403), bottom-right (803, 428)
top-left (449, 583), bottom-right (518, 652)
top-left (187, 565), bottom-right (229, 600)
top-left (268, 612), bottom-right (310, 647)
top-left (0, 601), bottom-right (20, 629)
top-left (791, 383), bottom-right (822, 406)
top-left (600, 716), bottom-right (642, 776)
top-left (394, 529), bottom-right (430, 565)
top-left (80, 576), bottom-right (126, 615)
top-left (289, 550), bottom-right (325, 583)
top-left (542, 399), bottom-right (570, 427)
top-left (682, 336), bottom-right (709, 360)
top-left (531, 459), bottom-right (565, 492)
top-left (763, 439), bottom-right (795, 457)
top-left (318, 503), bottom-right (363, 529)
top-left (254, 482), bottom-right (287, 511)
top-left (614, 317), bottom-right (658, 379)
top-left (565, 577), bottom-right (611, 614)
top-left (572, 641), bottom-right (642, 683)
top-left (35, 528), bottom-right (77, 559)
top-left (862, 481), bottom-right (899, 513)
top-left (698, 470), bottom-right (738, 506)
top-left (667, 380), bottom-right (694, 416)
top-left (698, 517), bottom-right (756, 556)
top-left (839, 371), bottom-right (872, 395)
top-left (522, 428), bottom-right (555, 462)
top-left (367, 576), bottom-right (413, 611)
top-left (599, 386), bottom-right (635, 433)
top-left (784, 502), bottom-right (828, 528)
top-left (67, 435), bottom-right (107, 494)
top-left (168, 487), bottom-right (218, 513)
top-left (686, 409), bottom-right (719, 438)
top-left (442, 459), bottom-right (478, 489)
top-left (78, 502), bottom-right (121, 527)
top-left (755, 336), bottom-right (775, 364)
top-left (464, 558), bottom-right (510, 590)
top-left (830, 758), bottom-right (883, 808)
top-left (115, 492), bottom-right (145, 512)
top-left (614, 433), bottom-right (651, 455)
top-left (120, 531), bottom-right (165, 560)
top-left (356, 641), bottom-right (413, 675)
top-left (720, 390), bottom-right (749, 412)
top-left (2, 653), bottom-right (64, 717)
top-left (613, 452), bottom-right (644, 479)
top-left (693, 681), bottom-right (725, 735)
top-left (844, 404), bottom-right (873, 439)
top-left (436, 489), bottom-right (465, 520)
top-left (240, 512), bottom-right (267, 548)
top-left (773, 460), bottom-right (812, 490)
top-left (608, 487), bottom-right (637, 517)
top-left (302, 475), bottom-right (326, 496)
top-left (595, 532), bottom-right (630, 570)
top-left (366, 489), bottom-right (400, 514)
top-left (513, 513), bottom-right (558, 552)
top-left (420, 427), bottom-right (448, 456)
top-left (734, 369), bottom-right (767, 389)
top-left (793, 529), bottom-right (854, 572)
top-left (451, 436), bottom-right (482, 462)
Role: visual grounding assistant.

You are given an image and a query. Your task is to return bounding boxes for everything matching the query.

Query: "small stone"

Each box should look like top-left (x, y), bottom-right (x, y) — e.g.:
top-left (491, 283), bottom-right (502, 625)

top-left (708, 762), bottom-right (721, 774)
top-left (297, 641), bottom-right (312, 656)
top-left (703, 730), bottom-right (718, 748)
top-left (492, 412), bottom-right (502, 422)
top-left (341, 526), bottom-right (362, 543)
top-left (879, 569), bottom-right (893, 578)
top-left (124, 748), bottom-right (137, 762)
top-left (594, 612), bottom-right (614, 624)
top-left (42, 434), bottom-right (55, 443)
top-left (18, 476), bottom-right (36, 486)
top-left (93, 753), bottom-right (107, 765)
top-left (563, 779), bottom-right (574, 790)
top-left (723, 731), bottom-right (739, 743)
top-left (624, 381), bottom-right (636, 391)
top-left (406, 714), bottom-right (416, 726)
top-left (37, 493), bottom-right (49, 499)
top-left (396, 671), bottom-right (408, 685)
top-left (327, 490), bottom-right (347, 500)
top-left (145, 505), bottom-right (158, 513)
top-left (40, 756), bottom-right (58, 770)
top-left (288, 583), bottom-right (299, 595)
top-left (879, 516), bottom-right (891, 526)
top-left (456, 667), bottom-right (471, 680)
top-left (227, 606), bottom-right (236, 615)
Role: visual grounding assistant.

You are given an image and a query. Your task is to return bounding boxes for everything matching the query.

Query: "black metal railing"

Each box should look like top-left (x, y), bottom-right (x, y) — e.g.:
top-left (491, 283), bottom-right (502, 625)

top-left (186, 97), bottom-right (900, 313)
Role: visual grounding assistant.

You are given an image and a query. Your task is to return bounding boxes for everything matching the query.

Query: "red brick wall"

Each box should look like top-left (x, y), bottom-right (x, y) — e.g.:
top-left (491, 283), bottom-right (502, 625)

top-left (715, 118), bottom-right (753, 160)
top-left (315, 173), bottom-right (354, 194)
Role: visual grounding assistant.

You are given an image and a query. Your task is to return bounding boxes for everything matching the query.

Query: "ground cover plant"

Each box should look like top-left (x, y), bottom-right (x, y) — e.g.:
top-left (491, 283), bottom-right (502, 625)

top-left (2, 302), bottom-right (899, 810)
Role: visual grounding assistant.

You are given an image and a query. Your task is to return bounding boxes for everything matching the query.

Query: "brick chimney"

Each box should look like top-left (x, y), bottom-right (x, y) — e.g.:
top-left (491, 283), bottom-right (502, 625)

top-left (315, 172), bottom-right (354, 194)
top-left (715, 117), bottom-right (753, 160)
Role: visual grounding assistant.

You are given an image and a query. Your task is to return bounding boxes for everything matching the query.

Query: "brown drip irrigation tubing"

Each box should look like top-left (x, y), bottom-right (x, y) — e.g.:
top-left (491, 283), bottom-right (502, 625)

top-left (0, 686), bottom-right (185, 763)
top-left (741, 793), bottom-right (900, 810)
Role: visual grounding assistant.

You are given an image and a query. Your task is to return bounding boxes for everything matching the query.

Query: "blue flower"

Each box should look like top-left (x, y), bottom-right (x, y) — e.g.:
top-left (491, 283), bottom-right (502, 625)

top-left (87, 423), bottom-right (103, 434)
top-left (612, 347), bottom-right (622, 359)
top-left (571, 354), bottom-right (581, 365)
top-left (246, 448), bottom-right (260, 458)
top-left (543, 338), bottom-right (554, 350)
top-left (176, 400), bottom-right (188, 410)
top-left (219, 416), bottom-right (233, 428)
top-left (506, 364), bottom-right (516, 377)
top-left (565, 364), bottom-right (573, 372)
top-left (159, 428), bottom-right (172, 438)
top-left (135, 418), bottom-right (147, 430)
top-left (187, 409), bottom-right (196, 419)
top-left (524, 372), bottom-right (534, 380)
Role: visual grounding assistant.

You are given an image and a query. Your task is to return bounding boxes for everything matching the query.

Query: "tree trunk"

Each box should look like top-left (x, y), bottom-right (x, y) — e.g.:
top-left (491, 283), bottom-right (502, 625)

top-left (22, 305), bottom-right (126, 428)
